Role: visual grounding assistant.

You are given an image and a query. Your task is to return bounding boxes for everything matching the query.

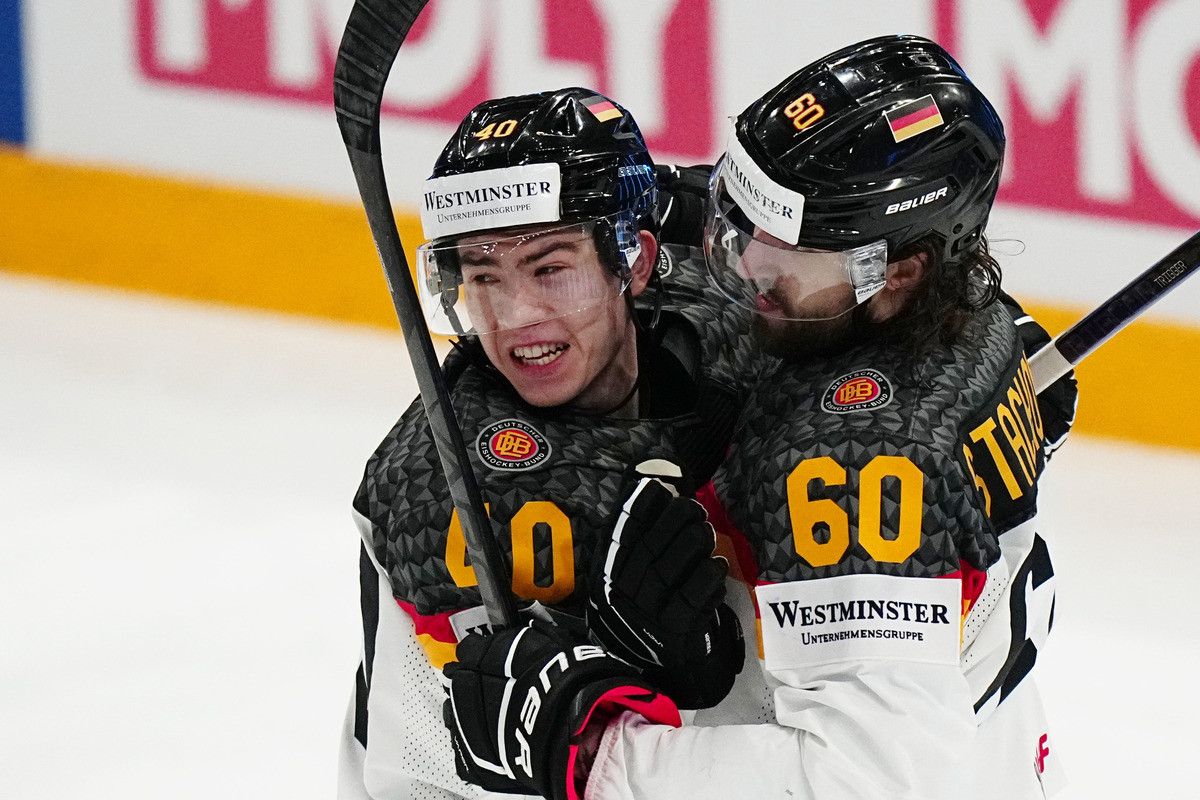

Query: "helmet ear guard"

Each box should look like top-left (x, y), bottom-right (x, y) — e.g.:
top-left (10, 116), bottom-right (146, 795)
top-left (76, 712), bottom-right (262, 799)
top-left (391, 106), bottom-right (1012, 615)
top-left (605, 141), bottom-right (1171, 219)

top-left (592, 211), bottom-right (645, 282)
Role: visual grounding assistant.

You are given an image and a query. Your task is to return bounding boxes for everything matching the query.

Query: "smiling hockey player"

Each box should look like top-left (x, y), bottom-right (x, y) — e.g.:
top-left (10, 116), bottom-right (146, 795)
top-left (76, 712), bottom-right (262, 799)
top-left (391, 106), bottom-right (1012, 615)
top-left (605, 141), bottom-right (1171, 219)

top-left (442, 36), bottom-right (1071, 800)
top-left (338, 87), bottom-right (751, 800)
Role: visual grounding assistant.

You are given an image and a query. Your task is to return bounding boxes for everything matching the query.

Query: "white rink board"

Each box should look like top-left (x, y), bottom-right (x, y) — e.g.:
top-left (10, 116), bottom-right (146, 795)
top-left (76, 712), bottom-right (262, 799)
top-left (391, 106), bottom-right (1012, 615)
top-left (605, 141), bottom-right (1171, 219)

top-left (2, 272), bottom-right (1198, 800)
top-left (23, 0), bottom-right (1200, 321)
top-left (25, 1), bottom-right (933, 202)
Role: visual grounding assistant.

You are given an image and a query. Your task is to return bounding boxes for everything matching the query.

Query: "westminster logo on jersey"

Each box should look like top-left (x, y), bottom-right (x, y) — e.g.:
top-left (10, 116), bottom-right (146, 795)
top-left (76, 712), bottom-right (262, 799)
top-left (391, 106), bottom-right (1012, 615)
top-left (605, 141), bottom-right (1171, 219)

top-left (476, 419), bottom-right (551, 471)
top-left (821, 369), bottom-right (894, 414)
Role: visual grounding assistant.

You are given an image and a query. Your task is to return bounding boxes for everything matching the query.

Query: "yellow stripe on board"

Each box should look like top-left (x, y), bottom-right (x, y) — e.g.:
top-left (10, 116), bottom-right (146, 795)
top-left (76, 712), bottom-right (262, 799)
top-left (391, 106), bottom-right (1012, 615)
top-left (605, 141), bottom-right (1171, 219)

top-left (2, 149), bottom-right (1199, 451)
top-left (0, 147), bottom-right (416, 329)
top-left (1021, 303), bottom-right (1200, 452)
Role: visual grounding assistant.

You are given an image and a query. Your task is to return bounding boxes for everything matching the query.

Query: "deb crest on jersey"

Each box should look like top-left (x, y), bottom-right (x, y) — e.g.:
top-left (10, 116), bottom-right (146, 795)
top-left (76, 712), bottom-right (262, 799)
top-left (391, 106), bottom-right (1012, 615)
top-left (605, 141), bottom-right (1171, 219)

top-left (476, 419), bottom-right (552, 471)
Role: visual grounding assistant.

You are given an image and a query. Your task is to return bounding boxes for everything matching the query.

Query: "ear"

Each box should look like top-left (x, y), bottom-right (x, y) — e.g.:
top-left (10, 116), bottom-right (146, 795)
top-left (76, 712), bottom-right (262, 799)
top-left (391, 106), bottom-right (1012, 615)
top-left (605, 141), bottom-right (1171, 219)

top-left (627, 229), bottom-right (659, 297)
top-left (866, 251), bottom-right (928, 322)
top-left (885, 251), bottom-right (927, 292)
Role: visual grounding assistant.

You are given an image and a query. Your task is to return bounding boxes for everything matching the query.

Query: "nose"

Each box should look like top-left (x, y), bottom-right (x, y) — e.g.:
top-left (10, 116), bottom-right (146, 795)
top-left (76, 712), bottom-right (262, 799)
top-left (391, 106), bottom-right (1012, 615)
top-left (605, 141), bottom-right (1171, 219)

top-left (738, 237), bottom-right (782, 283)
top-left (492, 278), bottom-right (556, 330)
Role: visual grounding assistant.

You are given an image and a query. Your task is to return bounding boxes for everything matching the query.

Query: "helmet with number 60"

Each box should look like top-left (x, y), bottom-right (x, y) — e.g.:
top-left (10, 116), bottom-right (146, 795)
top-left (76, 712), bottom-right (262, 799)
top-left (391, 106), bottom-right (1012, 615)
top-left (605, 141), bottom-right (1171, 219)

top-left (705, 35), bottom-right (1005, 322)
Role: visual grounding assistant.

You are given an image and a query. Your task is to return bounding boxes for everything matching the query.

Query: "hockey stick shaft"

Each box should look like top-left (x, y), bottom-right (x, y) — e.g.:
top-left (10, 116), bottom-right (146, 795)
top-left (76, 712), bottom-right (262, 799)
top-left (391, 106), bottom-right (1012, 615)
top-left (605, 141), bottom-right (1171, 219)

top-left (334, 0), bottom-right (518, 629)
top-left (1030, 229), bottom-right (1200, 393)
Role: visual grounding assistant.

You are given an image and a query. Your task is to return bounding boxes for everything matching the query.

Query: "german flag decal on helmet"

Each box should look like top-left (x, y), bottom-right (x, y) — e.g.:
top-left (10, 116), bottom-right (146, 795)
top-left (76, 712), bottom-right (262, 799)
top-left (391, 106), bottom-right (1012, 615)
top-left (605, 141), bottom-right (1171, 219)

top-left (581, 94), bottom-right (623, 123)
top-left (476, 419), bottom-right (551, 471)
top-left (885, 94), bottom-right (944, 143)
top-left (821, 369), bottom-right (894, 414)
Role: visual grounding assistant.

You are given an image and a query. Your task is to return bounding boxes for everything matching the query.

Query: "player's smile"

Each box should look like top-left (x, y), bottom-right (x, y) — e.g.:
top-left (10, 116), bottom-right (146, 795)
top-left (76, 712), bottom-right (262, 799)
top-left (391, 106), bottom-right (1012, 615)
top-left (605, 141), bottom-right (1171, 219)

top-left (512, 342), bottom-right (569, 367)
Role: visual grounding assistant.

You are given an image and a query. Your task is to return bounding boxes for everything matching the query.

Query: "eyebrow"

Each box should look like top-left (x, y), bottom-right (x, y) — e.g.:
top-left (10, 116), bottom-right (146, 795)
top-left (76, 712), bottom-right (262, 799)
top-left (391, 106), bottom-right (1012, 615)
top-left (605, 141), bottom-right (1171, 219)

top-left (459, 236), bottom-right (583, 268)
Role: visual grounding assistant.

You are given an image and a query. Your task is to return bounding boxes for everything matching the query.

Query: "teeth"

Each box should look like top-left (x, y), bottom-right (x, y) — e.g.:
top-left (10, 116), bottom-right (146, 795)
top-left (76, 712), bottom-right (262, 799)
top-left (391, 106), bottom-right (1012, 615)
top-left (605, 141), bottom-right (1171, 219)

top-left (513, 343), bottom-right (566, 365)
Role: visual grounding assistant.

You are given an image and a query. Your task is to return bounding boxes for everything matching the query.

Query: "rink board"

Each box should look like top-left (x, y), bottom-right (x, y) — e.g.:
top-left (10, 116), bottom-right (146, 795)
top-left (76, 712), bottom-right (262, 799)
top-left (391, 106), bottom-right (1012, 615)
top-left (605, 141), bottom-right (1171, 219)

top-left (6, 0), bottom-right (1200, 448)
top-left (2, 148), bottom-right (1197, 452)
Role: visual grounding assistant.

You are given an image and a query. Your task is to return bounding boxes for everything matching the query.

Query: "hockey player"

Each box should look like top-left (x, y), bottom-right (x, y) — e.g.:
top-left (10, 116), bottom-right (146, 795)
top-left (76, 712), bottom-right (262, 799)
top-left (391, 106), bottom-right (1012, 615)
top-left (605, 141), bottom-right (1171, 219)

top-left (442, 36), bottom-right (1070, 800)
top-left (338, 87), bottom-right (750, 799)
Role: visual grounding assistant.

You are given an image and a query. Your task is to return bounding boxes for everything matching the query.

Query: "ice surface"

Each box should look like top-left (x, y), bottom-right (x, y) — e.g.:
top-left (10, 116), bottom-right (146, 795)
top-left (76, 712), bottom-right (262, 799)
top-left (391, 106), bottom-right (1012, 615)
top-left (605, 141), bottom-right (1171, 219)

top-left (2, 273), bottom-right (1195, 799)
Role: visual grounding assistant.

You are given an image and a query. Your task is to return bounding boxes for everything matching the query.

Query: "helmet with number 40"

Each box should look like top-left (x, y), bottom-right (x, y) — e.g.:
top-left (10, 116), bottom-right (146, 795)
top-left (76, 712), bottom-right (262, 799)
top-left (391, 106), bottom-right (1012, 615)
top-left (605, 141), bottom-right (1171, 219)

top-left (417, 87), bottom-right (658, 336)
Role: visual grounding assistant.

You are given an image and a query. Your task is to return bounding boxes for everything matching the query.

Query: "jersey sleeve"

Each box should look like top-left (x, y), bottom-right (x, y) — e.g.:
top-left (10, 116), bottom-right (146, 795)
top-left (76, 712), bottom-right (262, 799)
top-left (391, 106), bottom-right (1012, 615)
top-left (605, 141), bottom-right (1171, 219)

top-left (337, 511), bottom-right (536, 800)
top-left (654, 164), bottom-right (712, 248)
top-left (997, 291), bottom-right (1077, 458)
top-left (586, 657), bottom-right (975, 799)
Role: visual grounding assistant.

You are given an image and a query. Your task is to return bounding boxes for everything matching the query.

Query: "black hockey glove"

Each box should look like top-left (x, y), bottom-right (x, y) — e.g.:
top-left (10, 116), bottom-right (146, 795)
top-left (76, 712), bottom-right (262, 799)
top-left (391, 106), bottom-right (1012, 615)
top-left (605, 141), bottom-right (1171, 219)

top-left (587, 477), bottom-right (745, 709)
top-left (442, 620), bottom-right (681, 800)
top-left (655, 164), bottom-right (713, 248)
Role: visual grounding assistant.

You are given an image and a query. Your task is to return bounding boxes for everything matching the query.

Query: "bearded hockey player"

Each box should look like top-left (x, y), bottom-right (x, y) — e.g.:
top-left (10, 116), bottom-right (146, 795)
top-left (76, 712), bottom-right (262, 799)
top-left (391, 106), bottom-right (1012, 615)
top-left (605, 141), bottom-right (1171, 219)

top-left (338, 87), bottom-right (750, 799)
top-left (442, 36), bottom-right (1070, 800)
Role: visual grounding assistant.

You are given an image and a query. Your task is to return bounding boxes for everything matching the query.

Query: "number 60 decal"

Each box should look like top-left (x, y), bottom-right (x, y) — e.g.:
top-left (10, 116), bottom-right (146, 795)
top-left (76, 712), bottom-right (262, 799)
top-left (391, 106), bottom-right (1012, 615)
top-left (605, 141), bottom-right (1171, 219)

top-left (786, 455), bottom-right (924, 567)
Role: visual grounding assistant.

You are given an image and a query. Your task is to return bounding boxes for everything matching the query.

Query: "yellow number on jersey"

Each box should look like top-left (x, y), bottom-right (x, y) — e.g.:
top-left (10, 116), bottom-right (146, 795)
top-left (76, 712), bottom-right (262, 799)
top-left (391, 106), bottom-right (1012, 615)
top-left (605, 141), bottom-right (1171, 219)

top-left (509, 501), bottom-right (575, 602)
top-left (787, 455), bottom-right (924, 566)
top-left (786, 457), bottom-right (849, 567)
top-left (446, 500), bottom-right (575, 603)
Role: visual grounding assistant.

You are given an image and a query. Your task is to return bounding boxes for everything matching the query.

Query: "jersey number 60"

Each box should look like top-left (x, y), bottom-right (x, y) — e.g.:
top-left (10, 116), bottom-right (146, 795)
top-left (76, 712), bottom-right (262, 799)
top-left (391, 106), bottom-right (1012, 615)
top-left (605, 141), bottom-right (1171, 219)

top-left (787, 455), bottom-right (924, 567)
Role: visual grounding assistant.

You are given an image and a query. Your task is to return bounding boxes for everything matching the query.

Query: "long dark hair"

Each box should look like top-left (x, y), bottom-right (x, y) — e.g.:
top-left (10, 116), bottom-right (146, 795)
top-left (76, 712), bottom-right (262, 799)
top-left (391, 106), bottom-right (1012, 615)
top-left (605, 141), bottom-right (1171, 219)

top-left (880, 232), bottom-right (1003, 358)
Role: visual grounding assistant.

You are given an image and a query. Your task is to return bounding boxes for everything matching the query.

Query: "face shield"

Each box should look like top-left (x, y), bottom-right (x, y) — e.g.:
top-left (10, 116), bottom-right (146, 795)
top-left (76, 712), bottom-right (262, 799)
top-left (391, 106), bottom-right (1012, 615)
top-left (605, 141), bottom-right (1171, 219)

top-left (416, 214), bottom-right (640, 336)
top-left (703, 145), bottom-right (889, 322)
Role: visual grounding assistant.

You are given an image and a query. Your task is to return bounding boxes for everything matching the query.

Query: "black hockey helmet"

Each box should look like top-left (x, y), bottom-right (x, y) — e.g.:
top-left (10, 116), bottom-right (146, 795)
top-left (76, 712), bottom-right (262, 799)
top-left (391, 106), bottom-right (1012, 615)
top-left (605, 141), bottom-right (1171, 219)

top-left (705, 34), bottom-right (1008, 321)
top-left (705, 35), bottom-right (1005, 321)
top-left (417, 87), bottom-right (658, 335)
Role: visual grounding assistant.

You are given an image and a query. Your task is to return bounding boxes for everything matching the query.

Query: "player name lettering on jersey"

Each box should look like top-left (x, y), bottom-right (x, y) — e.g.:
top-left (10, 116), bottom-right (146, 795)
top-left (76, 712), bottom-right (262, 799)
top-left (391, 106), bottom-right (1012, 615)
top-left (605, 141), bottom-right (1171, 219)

top-left (756, 574), bottom-right (961, 670)
top-left (961, 356), bottom-right (1045, 523)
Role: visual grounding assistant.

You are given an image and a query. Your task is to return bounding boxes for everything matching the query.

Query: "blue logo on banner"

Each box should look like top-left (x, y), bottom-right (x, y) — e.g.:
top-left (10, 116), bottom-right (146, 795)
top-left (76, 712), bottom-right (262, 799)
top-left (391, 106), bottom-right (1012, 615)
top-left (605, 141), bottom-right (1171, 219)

top-left (0, 0), bottom-right (25, 145)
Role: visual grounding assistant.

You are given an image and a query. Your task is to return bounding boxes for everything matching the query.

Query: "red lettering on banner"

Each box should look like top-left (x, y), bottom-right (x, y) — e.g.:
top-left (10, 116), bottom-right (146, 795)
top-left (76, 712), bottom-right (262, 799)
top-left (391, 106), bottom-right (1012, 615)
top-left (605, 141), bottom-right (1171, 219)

top-left (134, 0), bottom-right (713, 159)
top-left (935, 0), bottom-right (1200, 230)
top-left (1035, 733), bottom-right (1050, 773)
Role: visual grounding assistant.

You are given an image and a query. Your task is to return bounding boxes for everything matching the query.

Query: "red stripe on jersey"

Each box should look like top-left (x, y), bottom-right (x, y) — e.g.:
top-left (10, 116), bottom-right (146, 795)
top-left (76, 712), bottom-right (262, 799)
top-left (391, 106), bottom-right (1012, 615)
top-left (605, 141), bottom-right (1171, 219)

top-left (958, 559), bottom-right (988, 615)
top-left (395, 598), bottom-right (458, 644)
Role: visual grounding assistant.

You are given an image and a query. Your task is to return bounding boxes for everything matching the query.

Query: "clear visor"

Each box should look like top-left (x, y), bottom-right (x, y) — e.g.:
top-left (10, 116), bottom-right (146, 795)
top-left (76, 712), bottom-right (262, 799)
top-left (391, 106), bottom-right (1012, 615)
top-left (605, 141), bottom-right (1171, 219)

top-left (417, 216), bottom-right (636, 336)
top-left (704, 161), bottom-right (888, 322)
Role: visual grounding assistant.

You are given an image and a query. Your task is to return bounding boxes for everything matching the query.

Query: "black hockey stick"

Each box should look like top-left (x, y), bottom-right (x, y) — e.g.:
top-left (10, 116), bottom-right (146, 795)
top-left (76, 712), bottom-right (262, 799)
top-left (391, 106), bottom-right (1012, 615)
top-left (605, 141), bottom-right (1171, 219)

top-left (334, 0), bottom-right (518, 629)
top-left (1029, 229), bottom-right (1200, 393)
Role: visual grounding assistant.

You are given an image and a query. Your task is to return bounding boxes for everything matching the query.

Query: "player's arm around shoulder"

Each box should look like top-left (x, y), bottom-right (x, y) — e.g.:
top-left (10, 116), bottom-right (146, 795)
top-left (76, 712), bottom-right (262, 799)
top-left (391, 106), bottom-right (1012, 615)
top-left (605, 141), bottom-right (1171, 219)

top-left (569, 439), bottom-right (991, 800)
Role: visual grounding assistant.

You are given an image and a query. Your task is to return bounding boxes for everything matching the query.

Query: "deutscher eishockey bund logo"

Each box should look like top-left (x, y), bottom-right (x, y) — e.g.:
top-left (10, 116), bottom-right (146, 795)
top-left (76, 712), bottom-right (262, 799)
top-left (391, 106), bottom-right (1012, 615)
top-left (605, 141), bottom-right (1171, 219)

top-left (821, 369), bottom-right (893, 414)
top-left (476, 419), bottom-right (551, 471)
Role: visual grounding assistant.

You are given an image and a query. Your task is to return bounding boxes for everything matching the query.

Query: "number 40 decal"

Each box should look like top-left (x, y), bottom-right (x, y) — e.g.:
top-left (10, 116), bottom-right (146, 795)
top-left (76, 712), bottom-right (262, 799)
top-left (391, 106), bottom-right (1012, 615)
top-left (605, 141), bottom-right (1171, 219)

top-left (445, 501), bottom-right (575, 603)
top-left (473, 119), bottom-right (518, 141)
top-left (787, 455), bottom-right (924, 567)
